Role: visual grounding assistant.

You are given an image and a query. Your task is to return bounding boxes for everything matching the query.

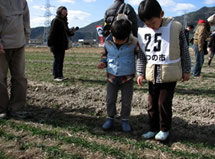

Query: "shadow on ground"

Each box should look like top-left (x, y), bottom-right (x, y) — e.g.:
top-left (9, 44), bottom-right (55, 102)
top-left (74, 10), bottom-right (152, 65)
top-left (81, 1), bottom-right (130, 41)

top-left (18, 104), bottom-right (215, 148)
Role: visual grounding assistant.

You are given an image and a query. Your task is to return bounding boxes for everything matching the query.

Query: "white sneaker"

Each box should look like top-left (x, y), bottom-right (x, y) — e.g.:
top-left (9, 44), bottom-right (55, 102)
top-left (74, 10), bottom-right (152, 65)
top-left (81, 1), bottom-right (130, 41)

top-left (141, 131), bottom-right (157, 139)
top-left (0, 113), bottom-right (7, 119)
top-left (54, 78), bottom-right (63, 82)
top-left (155, 131), bottom-right (169, 141)
top-left (60, 76), bottom-right (68, 80)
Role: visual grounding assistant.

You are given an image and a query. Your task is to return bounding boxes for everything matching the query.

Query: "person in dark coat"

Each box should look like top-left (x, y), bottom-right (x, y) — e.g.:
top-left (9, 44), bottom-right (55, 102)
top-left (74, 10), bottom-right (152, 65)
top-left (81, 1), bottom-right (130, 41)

top-left (184, 24), bottom-right (194, 45)
top-left (103, 0), bottom-right (138, 37)
top-left (48, 6), bottom-right (76, 81)
top-left (208, 30), bottom-right (215, 66)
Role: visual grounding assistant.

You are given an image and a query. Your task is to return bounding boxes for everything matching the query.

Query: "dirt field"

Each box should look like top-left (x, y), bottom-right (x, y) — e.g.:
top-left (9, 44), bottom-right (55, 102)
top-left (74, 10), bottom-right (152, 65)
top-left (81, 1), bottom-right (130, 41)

top-left (0, 47), bottom-right (215, 159)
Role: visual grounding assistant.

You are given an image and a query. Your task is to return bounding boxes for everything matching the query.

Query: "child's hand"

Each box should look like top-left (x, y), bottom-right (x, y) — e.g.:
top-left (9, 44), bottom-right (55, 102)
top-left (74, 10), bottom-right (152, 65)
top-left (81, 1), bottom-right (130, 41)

top-left (97, 62), bottom-right (106, 69)
top-left (137, 76), bottom-right (144, 87)
top-left (182, 73), bottom-right (190, 82)
top-left (0, 43), bottom-right (5, 54)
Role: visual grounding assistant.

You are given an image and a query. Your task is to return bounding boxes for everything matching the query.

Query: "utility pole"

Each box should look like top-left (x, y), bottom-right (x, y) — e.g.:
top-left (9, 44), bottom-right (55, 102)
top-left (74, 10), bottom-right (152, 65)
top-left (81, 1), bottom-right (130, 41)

top-left (183, 11), bottom-right (188, 28)
top-left (43, 0), bottom-right (52, 45)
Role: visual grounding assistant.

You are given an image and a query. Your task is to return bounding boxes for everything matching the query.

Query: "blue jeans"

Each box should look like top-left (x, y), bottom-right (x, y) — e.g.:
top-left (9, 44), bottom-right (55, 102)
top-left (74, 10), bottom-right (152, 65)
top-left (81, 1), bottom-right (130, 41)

top-left (192, 44), bottom-right (204, 76)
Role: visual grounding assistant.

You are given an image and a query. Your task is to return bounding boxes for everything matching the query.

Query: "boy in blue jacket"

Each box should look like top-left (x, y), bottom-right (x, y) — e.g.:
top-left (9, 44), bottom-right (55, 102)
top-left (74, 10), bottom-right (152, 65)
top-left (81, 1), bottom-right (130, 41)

top-left (98, 16), bottom-right (138, 132)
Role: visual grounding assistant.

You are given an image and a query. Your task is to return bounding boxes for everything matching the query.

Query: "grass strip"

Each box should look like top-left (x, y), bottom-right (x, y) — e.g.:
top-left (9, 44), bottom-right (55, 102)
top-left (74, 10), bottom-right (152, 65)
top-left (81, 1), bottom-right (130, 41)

top-left (0, 120), bottom-right (139, 159)
top-left (31, 119), bottom-right (215, 158)
top-left (43, 118), bottom-right (215, 152)
top-left (1, 119), bottom-right (215, 159)
top-left (0, 129), bottom-right (83, 159)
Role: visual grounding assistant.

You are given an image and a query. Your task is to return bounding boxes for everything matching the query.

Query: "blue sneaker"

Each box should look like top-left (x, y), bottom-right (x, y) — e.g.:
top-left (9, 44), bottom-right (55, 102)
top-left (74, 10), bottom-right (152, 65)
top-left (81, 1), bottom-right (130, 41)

top-left (121, 120), bottom-right (131, 132)
top-left (155, 131), bottom-right (169, 141)
top-left (141, 131), bottom-right (157, 139)
top-left (102, 118), bottom-right (114, 130)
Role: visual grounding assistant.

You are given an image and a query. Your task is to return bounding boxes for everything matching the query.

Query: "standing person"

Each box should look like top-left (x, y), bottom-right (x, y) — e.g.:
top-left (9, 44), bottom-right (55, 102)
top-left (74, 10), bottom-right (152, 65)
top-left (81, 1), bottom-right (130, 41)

top-left (192, 16), bottom-right (214, 77)
top-left (207, 14), bottom-right (215, 66)
top-left (0, 0), bottom-right (30, 119)
top-left (192, 19), bottom-right (207, 77)
top-left (103, 0), bottom-right (138, 38)
top-left (137, 0), bottom-right (191, 141)
top-left (208, 30), bottom-right (215, 66)
top-left (48, 6), bottom-right (77, 81)
top-left (184, 24), bottom-right (194, 45)
top-left (97, 16), bottom-right (138, 132)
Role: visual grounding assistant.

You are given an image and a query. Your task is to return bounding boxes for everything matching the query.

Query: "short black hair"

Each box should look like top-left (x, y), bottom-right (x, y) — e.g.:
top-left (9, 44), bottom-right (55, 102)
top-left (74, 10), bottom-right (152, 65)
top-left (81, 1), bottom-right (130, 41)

top-left (138, 0), bottom-right (162, 22)
top-left (110, 19), bottom-right (131, 40)
top-left (188, 24), bottom-right (194, 29)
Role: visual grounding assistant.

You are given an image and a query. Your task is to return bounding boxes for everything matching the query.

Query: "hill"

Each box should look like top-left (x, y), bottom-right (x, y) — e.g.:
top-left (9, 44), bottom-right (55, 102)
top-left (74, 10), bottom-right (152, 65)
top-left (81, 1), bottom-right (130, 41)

top-left (30, 6), bottom-right (215, 43)
top-left (174, 6), bottom-right (215, 26)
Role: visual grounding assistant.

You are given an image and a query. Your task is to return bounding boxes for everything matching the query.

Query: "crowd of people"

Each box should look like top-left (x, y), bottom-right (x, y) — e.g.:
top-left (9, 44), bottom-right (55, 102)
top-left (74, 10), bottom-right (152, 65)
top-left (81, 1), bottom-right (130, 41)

top-left (0, 0), bottom-right (214, 142)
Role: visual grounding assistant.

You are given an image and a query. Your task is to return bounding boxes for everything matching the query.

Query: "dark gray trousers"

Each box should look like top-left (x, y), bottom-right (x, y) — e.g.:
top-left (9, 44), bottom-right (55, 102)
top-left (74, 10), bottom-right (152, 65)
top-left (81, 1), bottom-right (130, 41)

top-left (106, 79), bottom-right (133, 120)
top-left (0, 46), bottom-right (27, 113)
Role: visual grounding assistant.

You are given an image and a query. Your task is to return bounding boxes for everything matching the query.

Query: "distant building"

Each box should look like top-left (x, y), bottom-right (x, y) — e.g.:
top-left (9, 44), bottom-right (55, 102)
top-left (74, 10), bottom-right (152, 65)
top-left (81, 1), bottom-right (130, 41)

top-left (29, 39), bottom-right (43, 45)
top-left (78, 39), bottom-right (97, 47)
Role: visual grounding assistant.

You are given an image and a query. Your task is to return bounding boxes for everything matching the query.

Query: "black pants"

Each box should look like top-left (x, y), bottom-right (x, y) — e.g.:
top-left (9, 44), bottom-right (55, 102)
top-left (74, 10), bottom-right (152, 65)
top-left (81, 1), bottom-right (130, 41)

top-left (52, 48), bottom-right (65, 79)
top-left (148, 82), bottom-right (176, 132)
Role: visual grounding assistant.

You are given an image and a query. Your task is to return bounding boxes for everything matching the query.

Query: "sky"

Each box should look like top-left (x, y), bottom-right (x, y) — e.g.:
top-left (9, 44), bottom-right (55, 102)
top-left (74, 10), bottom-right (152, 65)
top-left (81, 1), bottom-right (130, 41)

top-left (27, 0), bottom-right (215, 28)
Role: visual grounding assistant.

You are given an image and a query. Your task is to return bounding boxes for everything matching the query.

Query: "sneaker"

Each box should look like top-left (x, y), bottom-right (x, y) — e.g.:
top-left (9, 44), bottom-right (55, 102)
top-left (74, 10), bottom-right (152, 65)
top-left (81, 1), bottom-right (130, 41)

top-left (102, 117), bottom-right (114, 130)
top-left (121, 120), bottom-right (131, 132)
top-left (54, 78), bottom-right (63, 82)
top-left (155, 131), bottom-right (169, 141)
top-left (59, 76), bottom-right (68, 80)
top-left (9, 111), bottom-right (31, 119)
top-left (0, 113), bottom-right (7, 119)
top-left (141, 131), bottom-right (157, 139)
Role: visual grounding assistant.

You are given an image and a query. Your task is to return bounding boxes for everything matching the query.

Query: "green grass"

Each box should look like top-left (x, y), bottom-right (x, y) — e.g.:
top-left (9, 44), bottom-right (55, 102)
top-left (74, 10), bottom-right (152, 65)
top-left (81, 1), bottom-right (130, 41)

top-left (25, 48), bottom-right (215, 94)
top-left (1, 119), bottom-right (214, 159)
top-left (0, 128), bottom-right (83, 159)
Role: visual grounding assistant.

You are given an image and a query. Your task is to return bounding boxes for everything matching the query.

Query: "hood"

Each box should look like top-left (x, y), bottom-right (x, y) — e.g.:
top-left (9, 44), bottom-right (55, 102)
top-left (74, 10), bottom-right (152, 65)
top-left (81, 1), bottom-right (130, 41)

top-left (162, 17), bottom-right (174, 26)
top-left (106, 33), bottom-right (137, 47)
top-left (207, 14), bottom-right (215, 24)
top-left (198, 19), bottom-right (206, 24)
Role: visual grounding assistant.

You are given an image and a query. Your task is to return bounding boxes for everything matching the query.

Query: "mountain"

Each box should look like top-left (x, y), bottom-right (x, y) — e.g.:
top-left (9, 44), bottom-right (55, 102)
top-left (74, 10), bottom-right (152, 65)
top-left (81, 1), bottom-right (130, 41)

top-left (174, 6), bottom-right (215, 26)
top-left (30, 6), bottom-right (215, 43)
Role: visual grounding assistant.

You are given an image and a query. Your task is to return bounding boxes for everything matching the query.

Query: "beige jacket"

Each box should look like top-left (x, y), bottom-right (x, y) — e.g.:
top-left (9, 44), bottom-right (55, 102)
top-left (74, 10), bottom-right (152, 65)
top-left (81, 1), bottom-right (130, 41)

top-left (0, 0), bottom-right (30, 49)
top-left (193, 23), bottom-right (208, 52)
top-left (145, 17), bottom-right (183, 83)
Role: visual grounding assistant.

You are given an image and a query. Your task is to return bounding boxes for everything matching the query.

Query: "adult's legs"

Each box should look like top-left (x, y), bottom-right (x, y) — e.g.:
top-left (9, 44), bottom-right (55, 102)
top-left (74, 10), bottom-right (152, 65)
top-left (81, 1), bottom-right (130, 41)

top-left (52, 49), bottom-right (65, 79)
top-left (192, 44), bottom-right (204, 76)
top-left (6, 47), bottom-right (27, 112)
top-left (0, 52), bottom-right (9, 113)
